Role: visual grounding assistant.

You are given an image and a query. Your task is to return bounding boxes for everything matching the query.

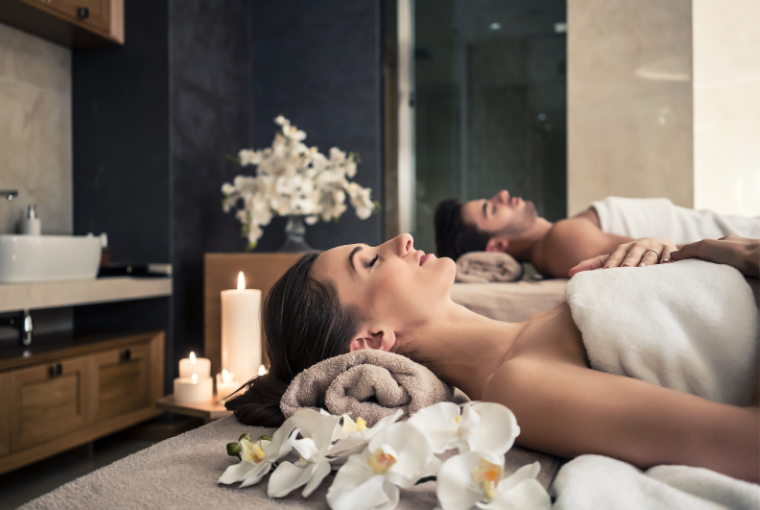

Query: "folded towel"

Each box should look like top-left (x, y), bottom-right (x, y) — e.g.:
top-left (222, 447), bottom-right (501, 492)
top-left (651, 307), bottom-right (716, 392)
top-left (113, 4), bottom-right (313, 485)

top-left (280, 350), bottom-right (455, 426)
top-left (455, 251), bottom-right (522, 283)
top-left (552, 455), bottom-right (760, 510)
top-left (592, 196), bottom-right (760, 244)
top-left (566, 259), bottom-right (759, 405)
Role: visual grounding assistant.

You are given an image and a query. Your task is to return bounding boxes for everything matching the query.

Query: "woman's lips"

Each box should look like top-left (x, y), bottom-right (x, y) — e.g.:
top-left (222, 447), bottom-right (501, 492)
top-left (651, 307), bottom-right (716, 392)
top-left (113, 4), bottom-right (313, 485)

top-left (420, 253), bottom-right (433, 266)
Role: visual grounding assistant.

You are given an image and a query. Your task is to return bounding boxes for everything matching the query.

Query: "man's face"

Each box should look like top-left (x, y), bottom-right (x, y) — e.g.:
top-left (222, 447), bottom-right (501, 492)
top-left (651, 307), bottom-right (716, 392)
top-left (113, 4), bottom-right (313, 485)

top-left (461, 190), bottom-right (538, 238)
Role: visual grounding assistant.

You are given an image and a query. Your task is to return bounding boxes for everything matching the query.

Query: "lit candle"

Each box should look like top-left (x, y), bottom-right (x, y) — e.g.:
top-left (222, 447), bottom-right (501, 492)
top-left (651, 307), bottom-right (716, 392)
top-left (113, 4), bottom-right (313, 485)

top-left (258, 364), bottom-right (267, 376)
top-left (174, 373), bottom-right (213, 404)
top-left (179, 351), bottom-right (211, 379)
top-left (216, 369), bottom-right (239, 402)
top-left (221, 272), bottom-right (262, 384)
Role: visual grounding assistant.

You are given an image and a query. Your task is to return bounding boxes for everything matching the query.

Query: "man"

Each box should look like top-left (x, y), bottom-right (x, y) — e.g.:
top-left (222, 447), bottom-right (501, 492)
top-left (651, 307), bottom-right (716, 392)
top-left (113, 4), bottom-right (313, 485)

top-left (434, 190), bottom-right (760, 278)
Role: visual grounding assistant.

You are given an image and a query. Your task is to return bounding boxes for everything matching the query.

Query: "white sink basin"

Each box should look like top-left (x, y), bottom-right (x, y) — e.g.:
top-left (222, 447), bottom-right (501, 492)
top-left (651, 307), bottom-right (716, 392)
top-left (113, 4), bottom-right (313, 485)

top-left (0, 235), bottom-right (102, 283)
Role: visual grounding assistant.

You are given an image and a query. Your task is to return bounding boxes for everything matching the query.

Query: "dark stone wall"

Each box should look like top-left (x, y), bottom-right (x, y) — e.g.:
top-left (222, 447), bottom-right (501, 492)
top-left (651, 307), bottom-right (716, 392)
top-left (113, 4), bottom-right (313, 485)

top-left (168, 0), bottom-right (251, 368)
top-left (249, 0), bottom-right (383, 251)
top-left (73, 0), bottom-right (170, 264)
top-left (73, 0), bottom-right (384, 391)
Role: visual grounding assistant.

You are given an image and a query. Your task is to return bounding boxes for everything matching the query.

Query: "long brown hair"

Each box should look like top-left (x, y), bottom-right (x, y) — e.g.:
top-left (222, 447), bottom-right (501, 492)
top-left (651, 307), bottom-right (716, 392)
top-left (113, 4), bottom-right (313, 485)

top-left (225, 252), bottom-right (358, 426)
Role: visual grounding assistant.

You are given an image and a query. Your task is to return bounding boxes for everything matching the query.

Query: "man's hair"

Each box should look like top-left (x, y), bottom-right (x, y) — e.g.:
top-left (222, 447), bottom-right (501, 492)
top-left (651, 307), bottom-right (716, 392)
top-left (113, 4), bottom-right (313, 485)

top-left (434, 199), bottom-right (490, 260)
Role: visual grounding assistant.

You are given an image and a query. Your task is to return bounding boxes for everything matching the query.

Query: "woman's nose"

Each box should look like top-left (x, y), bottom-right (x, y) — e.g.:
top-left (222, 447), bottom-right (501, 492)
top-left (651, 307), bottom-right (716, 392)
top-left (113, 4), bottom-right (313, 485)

top-left (495, 190), bottom-right (510, 204)
top-left (390, 233), bottom-right (413, 257)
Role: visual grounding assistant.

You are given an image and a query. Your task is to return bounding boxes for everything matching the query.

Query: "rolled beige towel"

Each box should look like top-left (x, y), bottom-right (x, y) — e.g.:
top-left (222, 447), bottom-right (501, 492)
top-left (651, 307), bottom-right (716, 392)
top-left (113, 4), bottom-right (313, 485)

top-left (456, 251), bottom-right (522, 283)
top-left (280, 350), bottom-right (455, 426)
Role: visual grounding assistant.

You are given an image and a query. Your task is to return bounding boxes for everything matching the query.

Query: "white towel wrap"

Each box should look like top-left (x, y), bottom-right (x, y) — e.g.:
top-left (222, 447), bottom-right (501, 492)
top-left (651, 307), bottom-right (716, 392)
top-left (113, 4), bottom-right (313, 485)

top-left (566, 259), bottom-right (759, 406)
top-left (592, 196), bottom-right (760, 244)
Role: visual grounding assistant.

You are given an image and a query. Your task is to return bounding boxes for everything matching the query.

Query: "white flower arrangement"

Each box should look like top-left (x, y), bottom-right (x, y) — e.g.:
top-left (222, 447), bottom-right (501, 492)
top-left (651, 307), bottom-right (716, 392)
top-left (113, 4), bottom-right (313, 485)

top-left (221, 116), bottom-right (377, 249)
top-left (218, 402), bottom-right (551, 510)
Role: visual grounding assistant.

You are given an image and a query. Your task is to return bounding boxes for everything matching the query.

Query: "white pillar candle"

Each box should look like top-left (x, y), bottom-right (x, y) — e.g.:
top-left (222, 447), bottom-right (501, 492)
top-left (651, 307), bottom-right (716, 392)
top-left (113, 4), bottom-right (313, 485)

top-left (173, 373), bottom-right (213, 404)
top-left (216, 369), bottom-right (239, 402)
top-left (221, 272), bottom-right (262, 384)
top-left (179, 351), bottom-right (211, 379)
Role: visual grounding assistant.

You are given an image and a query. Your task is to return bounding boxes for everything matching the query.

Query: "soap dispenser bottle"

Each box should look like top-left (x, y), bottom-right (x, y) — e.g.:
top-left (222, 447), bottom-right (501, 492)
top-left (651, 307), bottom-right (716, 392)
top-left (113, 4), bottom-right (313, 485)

top-left (22, 204), bottom-right (41, 235)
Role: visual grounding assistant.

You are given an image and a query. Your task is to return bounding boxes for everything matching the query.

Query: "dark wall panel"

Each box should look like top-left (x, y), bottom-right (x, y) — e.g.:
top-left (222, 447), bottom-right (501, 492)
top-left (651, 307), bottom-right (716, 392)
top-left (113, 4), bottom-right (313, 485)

top-left (73, 0), bottom-right (170, 264)
top-left (169, 0), bottom-right (251, 366)
top-left (250, 0), bottom-right (384, 251)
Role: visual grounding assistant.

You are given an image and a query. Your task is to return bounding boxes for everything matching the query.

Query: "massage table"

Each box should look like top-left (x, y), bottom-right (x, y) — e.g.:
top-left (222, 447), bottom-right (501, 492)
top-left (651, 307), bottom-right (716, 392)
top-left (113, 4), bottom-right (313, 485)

top-left (451, 279), bottom-right (569, 323)
top-left (18, 415), bottom-right (562, 509)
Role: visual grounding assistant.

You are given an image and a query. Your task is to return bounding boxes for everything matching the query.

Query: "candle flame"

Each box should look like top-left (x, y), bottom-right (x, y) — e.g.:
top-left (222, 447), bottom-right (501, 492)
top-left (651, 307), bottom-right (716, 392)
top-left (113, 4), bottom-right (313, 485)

top-left (258, 365), bottom-right (267, 376)
top-left (222, 369), bottom-right (234, 384)
top-left (189, 352), bottom-right (197, 364)
top-left (191, 373), bottom-right (198, 384)
top-left (237, 271), bottom-right (245, 290)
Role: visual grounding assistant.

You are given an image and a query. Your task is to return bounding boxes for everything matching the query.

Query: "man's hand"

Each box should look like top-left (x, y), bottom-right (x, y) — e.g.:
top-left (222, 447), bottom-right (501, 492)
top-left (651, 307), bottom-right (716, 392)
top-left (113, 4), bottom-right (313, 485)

top-left (568, 237), bottom-right (678, 277)
top-left (670, 235), bottom-right (759, 278)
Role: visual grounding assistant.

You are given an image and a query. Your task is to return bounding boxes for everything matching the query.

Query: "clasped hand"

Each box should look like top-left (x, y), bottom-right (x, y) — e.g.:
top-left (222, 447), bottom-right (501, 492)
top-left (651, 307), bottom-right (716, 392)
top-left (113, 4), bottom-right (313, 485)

top-left (569, 235), bottom-right (760, 278)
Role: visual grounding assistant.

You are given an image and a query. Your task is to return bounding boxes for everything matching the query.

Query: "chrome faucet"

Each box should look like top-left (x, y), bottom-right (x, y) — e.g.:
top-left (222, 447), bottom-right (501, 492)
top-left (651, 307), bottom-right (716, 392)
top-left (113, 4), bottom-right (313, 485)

top-left (0, 310), bottom-right (33, 346)
top-left (1, 190), bottom-right (18, 200)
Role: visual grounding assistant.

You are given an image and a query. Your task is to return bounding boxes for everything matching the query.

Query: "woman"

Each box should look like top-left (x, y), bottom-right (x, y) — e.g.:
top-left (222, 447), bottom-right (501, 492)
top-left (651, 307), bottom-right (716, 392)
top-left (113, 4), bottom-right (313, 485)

top-left (227, 234), bottom-right (760, 482)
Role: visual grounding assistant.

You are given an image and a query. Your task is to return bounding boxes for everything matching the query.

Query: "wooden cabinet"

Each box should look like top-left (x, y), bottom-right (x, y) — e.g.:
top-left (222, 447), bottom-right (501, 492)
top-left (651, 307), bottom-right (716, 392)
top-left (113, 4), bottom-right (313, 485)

top-left (0, 331), bottom-right (164, 475)
top-left (8, 355), bottom-right (91, 451)
top-left (0, 0), bottom-right (123, 48)
top-left (91, 343), bottom-right (150, 423)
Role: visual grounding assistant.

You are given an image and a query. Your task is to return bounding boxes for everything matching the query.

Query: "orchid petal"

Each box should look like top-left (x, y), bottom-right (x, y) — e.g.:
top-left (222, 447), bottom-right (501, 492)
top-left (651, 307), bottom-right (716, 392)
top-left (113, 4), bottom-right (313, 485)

top-left (218, 460), bottom-right (267, 485)
top-left (328, 410), bottom-right (402, 460)
top-left (369, 422), bottom-right (436, 488)
top-left (327, 453), bottom-right (399, 510)
top-left (437, 452), bottom-right (495, 510)
top-left (465, 403), bottom-right (520, 456)
top-left (302, 459), bottom-right (332, 498)
top-left (407, 402), bottom-right (460, 453)
top-left (267, 461), bottom-right (313, 498)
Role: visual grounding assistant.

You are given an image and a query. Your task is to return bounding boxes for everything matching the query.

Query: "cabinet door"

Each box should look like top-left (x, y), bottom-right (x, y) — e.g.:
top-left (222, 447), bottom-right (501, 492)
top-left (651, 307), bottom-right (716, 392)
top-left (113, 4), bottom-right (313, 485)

top-left (38, 0), bottom-right (111, 34)
top-left (9, 356), bottom-right (91, 451)
top-left (91, 343), bottom-right (151, 423)
top-left (0, 373), bottom-right (9, 457)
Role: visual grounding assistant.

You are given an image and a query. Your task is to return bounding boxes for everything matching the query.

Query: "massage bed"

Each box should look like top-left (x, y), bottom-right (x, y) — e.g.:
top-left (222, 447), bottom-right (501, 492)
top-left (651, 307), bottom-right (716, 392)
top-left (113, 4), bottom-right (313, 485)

top-left (451, 279), bottom-right (569, 323)
top-left (17, 415), bottom-right (562, 509)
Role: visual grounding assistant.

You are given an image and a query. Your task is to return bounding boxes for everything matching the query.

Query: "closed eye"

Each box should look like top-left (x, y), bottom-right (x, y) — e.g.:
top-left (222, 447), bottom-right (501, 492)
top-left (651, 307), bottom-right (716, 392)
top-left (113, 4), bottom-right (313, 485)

top-left (367, 254), bottom-right (379, 268)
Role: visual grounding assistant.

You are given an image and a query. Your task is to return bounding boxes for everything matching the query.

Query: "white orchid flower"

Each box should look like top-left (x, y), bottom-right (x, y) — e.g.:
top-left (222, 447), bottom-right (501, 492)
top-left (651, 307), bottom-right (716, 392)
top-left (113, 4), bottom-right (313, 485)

top-left (326, 421), bottom-right (439, 510)
top-left (327, 410), bottom-right (402, 460)
top-left (267, 409), bottom-right (341, 498)
top-left (437, 452), bottom-right (550, 510)
top-left (408, 402), bottom-right (519, 456)
top-left (218, 418), bottom-right (298, 489)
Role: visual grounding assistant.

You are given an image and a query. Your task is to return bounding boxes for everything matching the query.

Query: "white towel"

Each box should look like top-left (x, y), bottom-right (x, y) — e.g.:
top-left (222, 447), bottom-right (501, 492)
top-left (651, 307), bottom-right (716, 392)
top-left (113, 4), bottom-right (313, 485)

top-left (552, 455), bottom-right (760, 510)
top-left (566, 259), bottom-right (758, 405)
top-left (592, 196), bottom-right (760, 244)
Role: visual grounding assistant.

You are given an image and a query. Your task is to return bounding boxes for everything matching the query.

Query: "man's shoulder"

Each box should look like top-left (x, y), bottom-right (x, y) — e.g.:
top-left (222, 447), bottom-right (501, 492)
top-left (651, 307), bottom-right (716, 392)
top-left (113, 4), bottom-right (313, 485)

top-left (544, 216), bottom-right (602, 244)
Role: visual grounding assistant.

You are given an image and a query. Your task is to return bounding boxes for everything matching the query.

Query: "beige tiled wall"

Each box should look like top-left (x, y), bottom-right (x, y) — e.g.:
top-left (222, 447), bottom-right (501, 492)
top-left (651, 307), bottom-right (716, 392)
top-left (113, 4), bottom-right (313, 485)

top-left (567, 0), bottom-right (694, 216)
top-left (693, 0), bottom-right (760, 217)
top-left (0, 22), bottom-right (72, 235)
top-left (568, 0), bottom-right (760, 218)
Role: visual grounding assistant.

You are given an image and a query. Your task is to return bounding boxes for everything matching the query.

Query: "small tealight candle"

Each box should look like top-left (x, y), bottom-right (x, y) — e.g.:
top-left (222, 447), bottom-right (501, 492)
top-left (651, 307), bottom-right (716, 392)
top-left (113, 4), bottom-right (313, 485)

top-left (258, 364), bottom-right (267, 376)
top-left (174, 373), bottom-right (213, 404)
top-left (179, 351), bottom-right (210, 379)
top-left (216, 369), bottom-right (239, 401)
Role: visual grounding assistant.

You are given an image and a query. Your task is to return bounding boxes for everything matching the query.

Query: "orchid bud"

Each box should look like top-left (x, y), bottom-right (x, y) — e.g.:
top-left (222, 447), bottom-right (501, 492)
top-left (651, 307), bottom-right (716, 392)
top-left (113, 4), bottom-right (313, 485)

top-left (226, 442), bottom-right (242, 457)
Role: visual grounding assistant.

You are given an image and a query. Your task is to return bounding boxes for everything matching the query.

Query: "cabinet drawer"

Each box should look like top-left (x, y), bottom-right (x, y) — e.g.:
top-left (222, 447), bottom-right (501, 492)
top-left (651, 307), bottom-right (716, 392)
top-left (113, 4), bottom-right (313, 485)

top-left (25, 0), bottom-right (111, 34)
top-left (9, 356), bottom-right (91, 451)
top-left (91, 343), bottom-right (151, 422)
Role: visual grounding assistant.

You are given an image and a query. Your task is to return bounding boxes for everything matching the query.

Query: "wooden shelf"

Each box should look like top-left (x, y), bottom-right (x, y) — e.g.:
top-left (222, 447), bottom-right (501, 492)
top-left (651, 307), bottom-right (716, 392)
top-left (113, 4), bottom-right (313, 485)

top-left (0, 276), bottom-right (172, 313)
top-left (156, 394), bottom-right (232, 424)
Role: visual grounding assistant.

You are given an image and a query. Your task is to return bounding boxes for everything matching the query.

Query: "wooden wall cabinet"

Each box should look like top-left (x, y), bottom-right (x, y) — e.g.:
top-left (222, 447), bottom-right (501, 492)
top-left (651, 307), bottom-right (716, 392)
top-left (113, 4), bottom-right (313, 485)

top-left (0, 331), bottom-right (164, 475)
top-left (0, 0), bottom-right (123, 48)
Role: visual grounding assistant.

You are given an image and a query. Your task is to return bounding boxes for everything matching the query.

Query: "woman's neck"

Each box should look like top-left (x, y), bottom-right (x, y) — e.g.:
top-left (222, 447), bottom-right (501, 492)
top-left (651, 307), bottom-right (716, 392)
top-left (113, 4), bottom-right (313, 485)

top-left (395, 301), bottom-right (528, 399)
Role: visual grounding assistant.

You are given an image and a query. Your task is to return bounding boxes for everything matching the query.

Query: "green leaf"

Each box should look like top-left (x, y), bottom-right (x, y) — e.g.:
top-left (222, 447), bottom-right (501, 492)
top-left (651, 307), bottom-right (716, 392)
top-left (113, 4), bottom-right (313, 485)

top-left (372, 201), bottom-right (382, 213)
top-left (348, 152), bottom-right (362, 164)
top-left (225, 153), bottom-right (241, 164)
top-left (247, 241), bottom-right (257, 251)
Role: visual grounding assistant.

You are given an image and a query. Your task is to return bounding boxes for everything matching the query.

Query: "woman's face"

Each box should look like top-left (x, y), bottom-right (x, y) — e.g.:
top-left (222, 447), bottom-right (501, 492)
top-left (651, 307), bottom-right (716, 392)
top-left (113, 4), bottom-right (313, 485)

top-left (310, 234), bottom-right (456, 334)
